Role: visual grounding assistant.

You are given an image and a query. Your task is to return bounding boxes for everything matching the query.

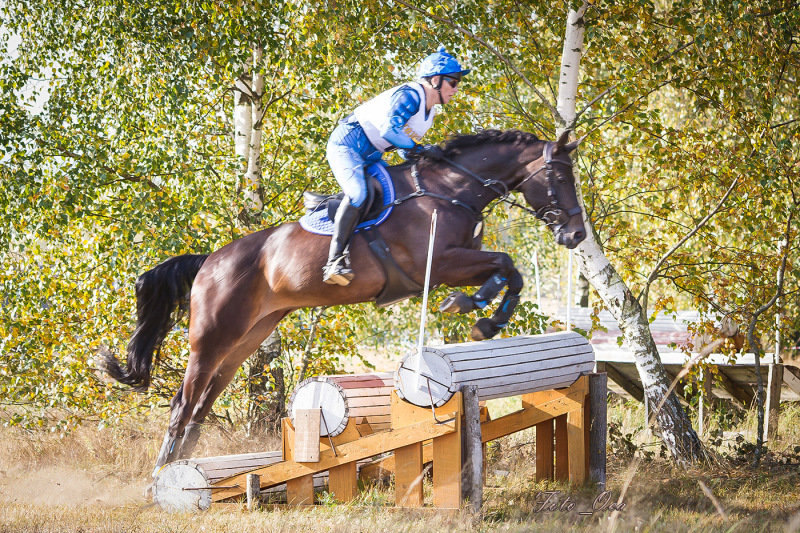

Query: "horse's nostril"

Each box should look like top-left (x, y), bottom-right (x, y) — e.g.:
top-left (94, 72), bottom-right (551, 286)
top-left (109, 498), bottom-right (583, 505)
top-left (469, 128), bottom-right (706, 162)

top-left (573, 230), bottom-right (585, 242)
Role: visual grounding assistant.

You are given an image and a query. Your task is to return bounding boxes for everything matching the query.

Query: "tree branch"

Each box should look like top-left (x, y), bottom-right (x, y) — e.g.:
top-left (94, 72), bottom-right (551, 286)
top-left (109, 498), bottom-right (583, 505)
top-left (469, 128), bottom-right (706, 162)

top-left (639, 176), bottom-right (740, 312)
top-left (392, 0), bottom-right (560, 120)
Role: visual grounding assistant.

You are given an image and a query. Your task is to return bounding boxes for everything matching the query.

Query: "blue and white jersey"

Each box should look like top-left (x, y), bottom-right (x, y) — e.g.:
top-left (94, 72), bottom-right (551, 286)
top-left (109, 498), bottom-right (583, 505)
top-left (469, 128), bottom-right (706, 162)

top-left (353, 82), bottom-right (436, 152)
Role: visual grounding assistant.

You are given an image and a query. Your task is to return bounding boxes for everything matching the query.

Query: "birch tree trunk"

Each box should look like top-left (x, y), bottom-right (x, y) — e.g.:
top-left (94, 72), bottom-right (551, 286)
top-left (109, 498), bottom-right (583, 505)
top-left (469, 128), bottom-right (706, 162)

top-left (233, 46), bottom-right (264, 217)
top-left (557, 2), bottom-right (704, 463)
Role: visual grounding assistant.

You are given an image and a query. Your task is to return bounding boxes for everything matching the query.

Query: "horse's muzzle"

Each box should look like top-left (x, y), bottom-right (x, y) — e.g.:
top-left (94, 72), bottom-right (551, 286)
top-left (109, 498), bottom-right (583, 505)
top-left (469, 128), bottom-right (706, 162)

top-left (555, 226), bottom-right (586, 249)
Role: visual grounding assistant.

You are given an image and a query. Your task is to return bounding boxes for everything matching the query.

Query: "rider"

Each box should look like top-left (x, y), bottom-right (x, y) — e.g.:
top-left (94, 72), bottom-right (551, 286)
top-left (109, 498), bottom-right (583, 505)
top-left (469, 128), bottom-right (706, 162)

top-left (322, 46), bottom-right (470, 286)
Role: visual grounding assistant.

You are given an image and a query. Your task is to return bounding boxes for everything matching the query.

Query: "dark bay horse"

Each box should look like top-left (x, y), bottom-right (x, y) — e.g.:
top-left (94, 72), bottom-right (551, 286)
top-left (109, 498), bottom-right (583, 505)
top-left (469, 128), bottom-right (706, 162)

top-left (103, 129), bottom-right (585, 475)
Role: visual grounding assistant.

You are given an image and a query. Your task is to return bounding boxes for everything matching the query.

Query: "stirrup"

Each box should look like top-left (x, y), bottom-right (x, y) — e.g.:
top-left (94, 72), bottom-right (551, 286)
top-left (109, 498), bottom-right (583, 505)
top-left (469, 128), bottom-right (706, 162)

top-left (323, 255), bottom-right (354, 286)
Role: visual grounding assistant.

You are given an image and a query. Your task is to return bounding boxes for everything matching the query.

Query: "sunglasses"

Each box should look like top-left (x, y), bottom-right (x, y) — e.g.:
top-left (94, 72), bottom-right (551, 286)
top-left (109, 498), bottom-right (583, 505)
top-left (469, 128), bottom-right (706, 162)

top-left (442, 75), bottom-right (461, 88)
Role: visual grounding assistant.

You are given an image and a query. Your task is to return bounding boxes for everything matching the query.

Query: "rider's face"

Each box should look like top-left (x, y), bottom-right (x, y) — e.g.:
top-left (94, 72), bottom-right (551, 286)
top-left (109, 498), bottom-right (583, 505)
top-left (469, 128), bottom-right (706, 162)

top-left (435, 75), bottom-right (460, 104)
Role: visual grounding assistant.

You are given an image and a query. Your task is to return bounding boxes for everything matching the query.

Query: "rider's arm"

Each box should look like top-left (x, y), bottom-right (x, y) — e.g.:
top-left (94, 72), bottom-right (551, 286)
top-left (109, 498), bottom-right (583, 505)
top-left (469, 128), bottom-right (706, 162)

top-left (378, 86), bottom-right (421, 150)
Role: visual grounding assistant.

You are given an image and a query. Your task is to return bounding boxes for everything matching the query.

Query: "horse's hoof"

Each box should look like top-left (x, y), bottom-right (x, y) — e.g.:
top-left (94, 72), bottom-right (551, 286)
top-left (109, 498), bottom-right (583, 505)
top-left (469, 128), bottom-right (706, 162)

top-left (470, 318), bottom-right (500, 341)
top-left (439, 292), bottom-right (475, 314)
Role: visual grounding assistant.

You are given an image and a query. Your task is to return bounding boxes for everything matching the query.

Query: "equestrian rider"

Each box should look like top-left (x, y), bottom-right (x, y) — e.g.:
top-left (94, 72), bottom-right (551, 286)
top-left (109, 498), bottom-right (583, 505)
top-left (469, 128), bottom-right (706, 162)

top-left (322, 46), bottom-right (470, 286)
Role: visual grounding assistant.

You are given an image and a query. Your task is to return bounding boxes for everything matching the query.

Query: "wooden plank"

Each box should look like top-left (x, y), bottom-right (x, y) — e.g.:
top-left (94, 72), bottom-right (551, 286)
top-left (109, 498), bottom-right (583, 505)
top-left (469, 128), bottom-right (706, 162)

top-left (471, 364), bottom-right (596, 399)
top-left (212, 415), bottom-right (458, 502)
top-left (282, 417), bottom-right (293, 461)
top-left (339, 387), bottom-right (395, 398)
top-left (433, 332), bottom-right (589, 359)
top-left (391, 390), bottom-right (463, 428)
top-left (453, 353), bottom-right (594, 381)
top-left (555, 414), bottom-right (568, 482)
top-left (191, 451), bottom-right (283, 466)
top-left (764, 364), bottom-right (783, 442)
top-left (359, 441), bottom-right (434, 482)
top-left (784, 365), bottom-right (800, 395)
top-left (523, 377), bottom-right (588, 405)
top-left (394, 443), bottom-right (423, 507)
top-left (567, 406), bottom-right (586, 485)
top-left (535, 419), bottom-right (554, 482)
top-left (433, 414), bottom-right (461, 509)
top-left (450, 346), bottom-right (594, 371)
top-left (716, 367), bottom-right (754, 407)
top-left (328, 462), bottom-right (358, 502)
top-left (588, 373), bottom-right (607, 489)
top-left (294, 409), bottom-right (321, 463)
top-left (286, 475), bottom-right (314, 506)
top-left (344, 405), bottom-right (393, 416)
top-left (597, 362), bottom-right (644, 402)
top-left (481, 384), bottom-right (586, 443)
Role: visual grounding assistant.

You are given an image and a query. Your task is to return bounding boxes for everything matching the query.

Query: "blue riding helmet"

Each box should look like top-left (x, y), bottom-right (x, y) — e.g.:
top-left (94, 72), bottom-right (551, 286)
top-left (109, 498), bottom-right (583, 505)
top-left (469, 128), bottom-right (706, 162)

top-left (417, 46), bottom-right (471, 78)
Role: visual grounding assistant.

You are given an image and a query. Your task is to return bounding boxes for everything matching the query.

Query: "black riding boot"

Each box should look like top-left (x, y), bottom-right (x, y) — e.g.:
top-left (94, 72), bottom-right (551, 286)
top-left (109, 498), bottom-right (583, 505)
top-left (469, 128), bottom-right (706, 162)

top-left (323, 197), bottom-right (361, 286)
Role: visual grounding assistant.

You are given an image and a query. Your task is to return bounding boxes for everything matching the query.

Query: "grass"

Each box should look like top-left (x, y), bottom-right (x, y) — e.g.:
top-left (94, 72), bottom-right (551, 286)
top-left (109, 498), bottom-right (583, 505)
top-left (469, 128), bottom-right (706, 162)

top-left (2, 400), bottom-right (800, 532)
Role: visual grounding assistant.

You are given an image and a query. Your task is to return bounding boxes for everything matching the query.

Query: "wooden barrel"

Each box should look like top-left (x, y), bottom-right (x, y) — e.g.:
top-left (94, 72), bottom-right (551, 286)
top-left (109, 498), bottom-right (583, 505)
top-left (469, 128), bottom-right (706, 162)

top-left (395, 332), bottom-right (595, 407)
top-left (288, 372), bottom-right (394, 437)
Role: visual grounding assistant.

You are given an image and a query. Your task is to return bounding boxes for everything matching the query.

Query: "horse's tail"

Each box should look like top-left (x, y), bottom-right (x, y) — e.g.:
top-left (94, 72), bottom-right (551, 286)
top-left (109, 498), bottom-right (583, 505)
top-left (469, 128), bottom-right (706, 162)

top-left (103, 254), bottom-right (209, 391)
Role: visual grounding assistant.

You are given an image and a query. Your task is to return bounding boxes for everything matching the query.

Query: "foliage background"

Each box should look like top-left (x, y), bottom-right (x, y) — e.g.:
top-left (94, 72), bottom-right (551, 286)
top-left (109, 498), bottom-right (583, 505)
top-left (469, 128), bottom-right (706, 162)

top-left (1, 1), bottom-right (798, 431)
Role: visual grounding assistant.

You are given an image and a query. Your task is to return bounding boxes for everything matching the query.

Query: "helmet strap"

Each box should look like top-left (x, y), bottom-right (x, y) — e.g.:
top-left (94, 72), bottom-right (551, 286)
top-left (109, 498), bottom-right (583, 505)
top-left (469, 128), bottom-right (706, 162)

top-left (432, 76), bottom-right (444, 105)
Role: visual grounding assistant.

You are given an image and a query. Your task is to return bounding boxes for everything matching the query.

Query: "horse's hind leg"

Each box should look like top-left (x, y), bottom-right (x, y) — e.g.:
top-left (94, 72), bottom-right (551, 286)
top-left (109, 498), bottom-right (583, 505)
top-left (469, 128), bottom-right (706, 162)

top-left (151, 311), bottom-right (289, 477)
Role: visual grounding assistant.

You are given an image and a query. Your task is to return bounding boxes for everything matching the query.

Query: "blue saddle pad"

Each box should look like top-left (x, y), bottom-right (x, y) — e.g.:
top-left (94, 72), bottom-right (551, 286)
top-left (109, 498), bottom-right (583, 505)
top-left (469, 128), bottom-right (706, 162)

top-left (299, 163), bottom-right (395, 236)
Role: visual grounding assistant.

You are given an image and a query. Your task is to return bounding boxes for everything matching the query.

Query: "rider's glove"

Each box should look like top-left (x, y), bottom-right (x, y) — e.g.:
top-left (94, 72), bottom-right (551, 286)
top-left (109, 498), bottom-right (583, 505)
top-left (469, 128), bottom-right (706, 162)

top-left (407, 143), bottom-right (445, 161)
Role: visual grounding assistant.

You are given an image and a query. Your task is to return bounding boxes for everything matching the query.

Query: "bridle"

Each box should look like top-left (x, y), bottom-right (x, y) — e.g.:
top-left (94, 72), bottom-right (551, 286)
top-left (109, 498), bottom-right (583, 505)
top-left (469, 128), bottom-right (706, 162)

top-left (515, 141), bottom-right (583, 227)
top-left (394, 141), bottom-right (581, 230)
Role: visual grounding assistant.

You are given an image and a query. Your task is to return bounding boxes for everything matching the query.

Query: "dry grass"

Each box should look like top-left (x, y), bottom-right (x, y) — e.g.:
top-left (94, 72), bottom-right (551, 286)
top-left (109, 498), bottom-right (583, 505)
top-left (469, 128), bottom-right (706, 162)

top-left (1, 402), bottom-right (800, 532)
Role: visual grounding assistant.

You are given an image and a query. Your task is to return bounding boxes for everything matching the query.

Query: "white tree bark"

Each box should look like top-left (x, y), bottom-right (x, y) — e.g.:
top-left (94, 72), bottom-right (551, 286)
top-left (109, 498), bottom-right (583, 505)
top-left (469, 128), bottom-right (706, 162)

top-left (557, 1), bottom-right (704, 463)
top-left (233, 47), bottom-right (264, 213)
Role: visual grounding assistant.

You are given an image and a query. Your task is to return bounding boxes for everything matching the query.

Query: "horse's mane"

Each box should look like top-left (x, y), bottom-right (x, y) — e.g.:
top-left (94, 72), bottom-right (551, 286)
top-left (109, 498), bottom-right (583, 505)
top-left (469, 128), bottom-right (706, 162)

top-left (441, 129), bottom-right (540, 156)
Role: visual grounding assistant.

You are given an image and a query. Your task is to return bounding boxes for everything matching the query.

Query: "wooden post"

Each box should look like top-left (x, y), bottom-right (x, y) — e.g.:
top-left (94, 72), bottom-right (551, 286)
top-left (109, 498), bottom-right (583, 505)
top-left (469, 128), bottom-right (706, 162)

top-left (764, 363), bottom-right (783, 442)
top-left (283, 416), bottom-right (315, 506)
top-left (394, 443), bottom-right (424, 507)
top-left (328, 462), bottom-right (358, 502)
top-left (246, 474), bottom-right (260, 511)
top-left (286, 475), bottom-right (315, 506)
top-left (294, 409), bottom-right (321, 462)
top-left (698, 368), bottom-right (709, 437)
top-left (554, 414), bottom-right (568, 481)
top-left (391, 391), bottom-right (462, 508)
top-left (587, 373), bottom-right (607, 490)
top-left (433, 414), bottom-right (461, 508)
top-left (535, 420), bottom-right (554, 481)
top-left (566, 404), bottom-right (586, 485)
top-left (461, 385), bottom-right (483, 514)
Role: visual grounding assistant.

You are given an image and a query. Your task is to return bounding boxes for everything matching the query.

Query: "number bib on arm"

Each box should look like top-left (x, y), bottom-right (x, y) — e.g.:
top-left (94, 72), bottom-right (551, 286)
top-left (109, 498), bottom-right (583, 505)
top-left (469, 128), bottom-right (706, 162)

top-left (353, 82), bottom-right (436, 152)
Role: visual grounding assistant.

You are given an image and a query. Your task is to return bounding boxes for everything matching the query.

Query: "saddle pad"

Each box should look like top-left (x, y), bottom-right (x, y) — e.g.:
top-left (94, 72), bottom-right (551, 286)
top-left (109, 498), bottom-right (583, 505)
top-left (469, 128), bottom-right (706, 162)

top-left (299, 163), bottom-right (395, 236)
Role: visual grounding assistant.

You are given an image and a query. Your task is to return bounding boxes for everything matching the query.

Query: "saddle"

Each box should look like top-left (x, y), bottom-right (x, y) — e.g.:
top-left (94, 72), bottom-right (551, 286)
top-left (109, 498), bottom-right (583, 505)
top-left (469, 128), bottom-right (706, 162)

top-left (301, 168), bottom-right (423, 307)
top-left (302, 175), bottom-right (387, 226)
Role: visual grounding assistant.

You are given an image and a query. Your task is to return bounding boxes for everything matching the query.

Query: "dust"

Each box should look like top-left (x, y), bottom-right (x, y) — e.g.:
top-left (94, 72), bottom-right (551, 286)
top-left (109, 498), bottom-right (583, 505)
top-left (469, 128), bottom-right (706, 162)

top-left (0, 465), bottom-right (146, 507)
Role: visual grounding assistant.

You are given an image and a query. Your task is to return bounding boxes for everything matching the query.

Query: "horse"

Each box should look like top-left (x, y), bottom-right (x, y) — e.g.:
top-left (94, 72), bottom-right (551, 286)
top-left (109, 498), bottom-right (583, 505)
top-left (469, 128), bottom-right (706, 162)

top-left (103, 128), bottom-right (586, 476)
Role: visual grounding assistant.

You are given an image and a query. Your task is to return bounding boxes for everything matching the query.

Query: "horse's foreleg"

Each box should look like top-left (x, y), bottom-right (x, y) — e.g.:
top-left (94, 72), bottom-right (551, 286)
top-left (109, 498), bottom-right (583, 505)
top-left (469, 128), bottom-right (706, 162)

top-left (436, 249), bottom-right (523, 340)
top-left (471, 268), bottom-right (523, 341)
top-left (439, 273), bottom-right (508, 314)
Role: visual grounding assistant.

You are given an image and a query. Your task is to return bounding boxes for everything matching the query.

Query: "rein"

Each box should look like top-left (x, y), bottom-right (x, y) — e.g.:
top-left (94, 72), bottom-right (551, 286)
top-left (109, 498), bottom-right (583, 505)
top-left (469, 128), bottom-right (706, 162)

top-left (393, 141), bottom-right (580, 228)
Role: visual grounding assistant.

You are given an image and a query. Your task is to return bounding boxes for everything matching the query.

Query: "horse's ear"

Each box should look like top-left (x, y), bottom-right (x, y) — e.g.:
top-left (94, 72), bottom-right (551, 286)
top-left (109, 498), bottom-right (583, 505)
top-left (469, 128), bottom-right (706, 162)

top-left (556, 129), bottom-right (572, 147)
top-left (554, 130), bottom-right (579, 154)
top-left (563, 140), bottom-right (579, 153)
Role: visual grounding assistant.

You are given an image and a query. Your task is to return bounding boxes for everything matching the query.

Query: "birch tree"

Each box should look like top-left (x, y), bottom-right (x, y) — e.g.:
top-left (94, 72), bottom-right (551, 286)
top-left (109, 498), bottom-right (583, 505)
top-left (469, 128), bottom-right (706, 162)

top-left (557, 2), bottom-right (704, 462)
